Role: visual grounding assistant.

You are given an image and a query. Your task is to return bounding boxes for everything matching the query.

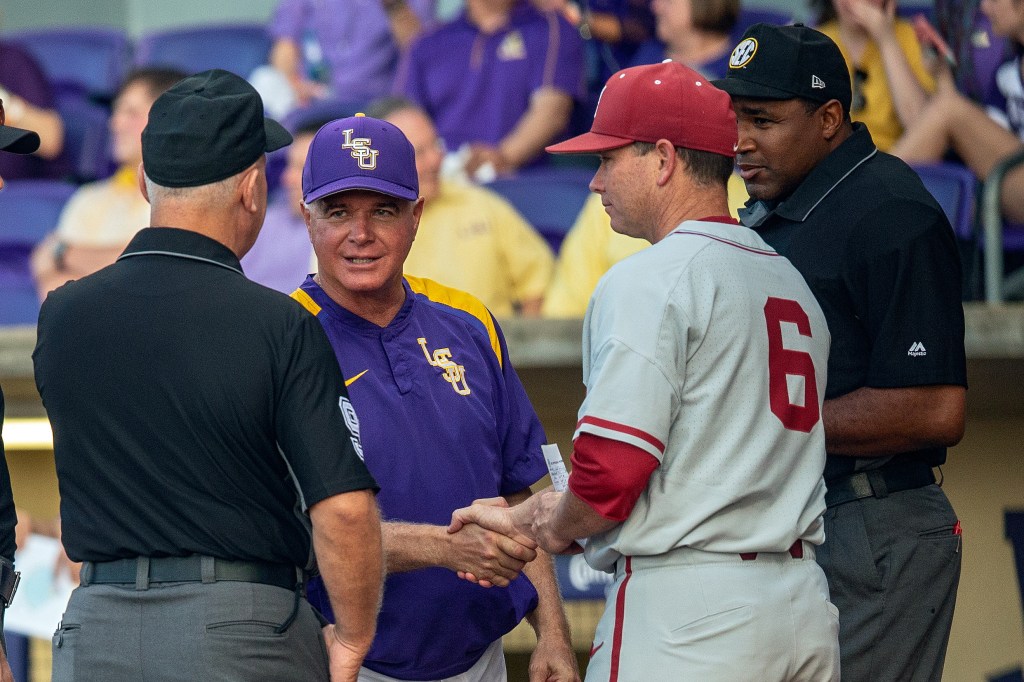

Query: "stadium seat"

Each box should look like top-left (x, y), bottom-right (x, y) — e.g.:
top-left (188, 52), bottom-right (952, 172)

top-left (485, 167), bottom-right (595, 253)
top-left (54, 92), bottom-right (114, 183)
top-left (8, 27), bottom-right (132, 102)
top-left (0, 180), bottom-right (78, 325)
top-left (737, 7), bottom-right (794, 29)
top-left (912, 162), bottom-right (978, 242)
top-left (134, 24), bottom-right (272, 80)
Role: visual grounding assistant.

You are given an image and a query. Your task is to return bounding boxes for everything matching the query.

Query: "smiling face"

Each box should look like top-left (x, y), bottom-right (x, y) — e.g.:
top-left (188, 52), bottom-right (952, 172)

top-left (303, 188), bottom-right (423, 319)
top-left (731, 97), bottom-right (834, 202)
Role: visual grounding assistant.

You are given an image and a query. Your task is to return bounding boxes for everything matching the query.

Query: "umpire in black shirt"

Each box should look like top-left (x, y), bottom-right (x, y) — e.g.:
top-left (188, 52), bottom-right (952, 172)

top-left (0, 95), bottom-right (37, 682)
top-left (34, 70), bottom-right (383, 682)
top-left (716, 25), bottom-right (967, 682)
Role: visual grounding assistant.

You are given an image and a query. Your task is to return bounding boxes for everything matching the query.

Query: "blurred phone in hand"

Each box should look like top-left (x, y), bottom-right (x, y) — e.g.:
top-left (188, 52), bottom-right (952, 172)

top-left (913, 13), bottom-right (957, 69)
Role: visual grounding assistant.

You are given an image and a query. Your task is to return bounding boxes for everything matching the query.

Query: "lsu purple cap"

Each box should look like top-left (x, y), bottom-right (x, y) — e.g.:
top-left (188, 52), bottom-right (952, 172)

top-left (302, 114), bottom-right (419, 203)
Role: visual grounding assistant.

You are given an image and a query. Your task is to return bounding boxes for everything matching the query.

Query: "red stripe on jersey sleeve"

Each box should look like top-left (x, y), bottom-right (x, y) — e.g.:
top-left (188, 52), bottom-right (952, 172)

top-left (568, 433), bottom-right (660, 522)
top-left (576, 415), bottom-right (665, 454)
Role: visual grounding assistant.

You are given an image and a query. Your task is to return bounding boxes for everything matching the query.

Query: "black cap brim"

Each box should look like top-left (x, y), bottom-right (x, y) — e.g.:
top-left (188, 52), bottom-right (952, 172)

top-left (711, 77), bottom-right (800, 101)
top-left (0, 124), bottom-right (41, 154)
top-left (265, 118), bottom-right (291, 153)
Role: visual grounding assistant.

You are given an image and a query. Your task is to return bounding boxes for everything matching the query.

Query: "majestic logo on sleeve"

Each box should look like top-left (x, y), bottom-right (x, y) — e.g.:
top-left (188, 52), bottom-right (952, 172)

top-left (338, 396), bottom-right (365, 460)
top-left (417, 337), bottom-right (471, 395)
top-left (729, 38), bottom-right (758, 68)
top-left (908, 341), bottom-right (927, 357)
top-left (341, 129), bottom-right (379, 170)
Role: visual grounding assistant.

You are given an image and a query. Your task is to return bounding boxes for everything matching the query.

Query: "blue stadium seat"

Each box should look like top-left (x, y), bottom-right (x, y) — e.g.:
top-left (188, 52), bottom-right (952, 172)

top-left (0, 180), bottom-right (78, 325)
top-left (911, 162), bottom-right (978, 242)
top-left (9, 27), bottom-right (132, 102)
top-left (134, 24), bottom-right (272, 80)
top-left (54, 93), bottom-right (114, 183)
top-left (485, 167), bottom-right (595, 253)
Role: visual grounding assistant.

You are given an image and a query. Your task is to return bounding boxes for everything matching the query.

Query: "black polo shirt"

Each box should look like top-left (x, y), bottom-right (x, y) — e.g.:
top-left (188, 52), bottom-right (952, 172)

top-left (741, 124), bottom-right (968, 481)
top-left (0, 387), bottom-right (17, 563)
top-left (34, 227), bottom-right (378, 566)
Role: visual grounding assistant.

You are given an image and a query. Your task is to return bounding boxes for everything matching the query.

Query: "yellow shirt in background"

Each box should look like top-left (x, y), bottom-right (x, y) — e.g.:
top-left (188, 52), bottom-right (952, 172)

top-left (542, 173), bottom-right (749, 318)
top-left (404, 179), bottom-right (555, 318)
top-left (820, 19), bottom-right (935, 152)
top-left (54, 166), bottom-right (150, 247)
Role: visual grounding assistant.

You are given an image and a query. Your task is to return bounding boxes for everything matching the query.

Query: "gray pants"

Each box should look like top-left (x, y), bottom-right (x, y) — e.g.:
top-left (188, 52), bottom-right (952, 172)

top-left (52, 579), bottom-right (329, 681)
top-left (816, 484), bottom-right (961, 682)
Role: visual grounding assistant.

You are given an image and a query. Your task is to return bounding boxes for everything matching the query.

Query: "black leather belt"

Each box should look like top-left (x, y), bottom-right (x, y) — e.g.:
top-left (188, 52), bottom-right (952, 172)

top-left (82, 555), bottom-right (300, 591)
top-left (825, 461), bottom-right (936, 508)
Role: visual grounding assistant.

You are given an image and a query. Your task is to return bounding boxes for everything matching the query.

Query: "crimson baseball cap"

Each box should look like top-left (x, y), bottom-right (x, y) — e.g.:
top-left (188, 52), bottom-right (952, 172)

top-left (713, 23), bottom-right (852, 113)
top-left (302, 114), bottom-right (419, 203)
top-left (546, 61), bottom-right (737, 158)
top-left (142, 69), bottom-right (291, 188)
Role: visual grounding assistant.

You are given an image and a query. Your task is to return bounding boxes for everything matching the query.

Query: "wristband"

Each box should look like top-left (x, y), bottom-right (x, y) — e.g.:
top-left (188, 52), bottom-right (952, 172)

top-left (53, 240), bottom-right (69, 272)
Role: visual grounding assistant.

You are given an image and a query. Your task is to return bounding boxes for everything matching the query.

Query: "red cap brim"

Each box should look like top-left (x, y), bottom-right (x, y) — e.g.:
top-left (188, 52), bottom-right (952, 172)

top-left (545, 131), bottom-right (634, 155)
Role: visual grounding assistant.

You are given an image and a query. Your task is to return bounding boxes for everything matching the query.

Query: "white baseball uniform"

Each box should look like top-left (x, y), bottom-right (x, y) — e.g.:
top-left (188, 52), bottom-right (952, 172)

top-left (574, 219), bottom-right (840, 681)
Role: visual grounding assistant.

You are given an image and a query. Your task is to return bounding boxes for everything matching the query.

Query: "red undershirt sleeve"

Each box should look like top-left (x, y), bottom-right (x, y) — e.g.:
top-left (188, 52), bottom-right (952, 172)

top-left (567, 432), bottom-right (660, 522)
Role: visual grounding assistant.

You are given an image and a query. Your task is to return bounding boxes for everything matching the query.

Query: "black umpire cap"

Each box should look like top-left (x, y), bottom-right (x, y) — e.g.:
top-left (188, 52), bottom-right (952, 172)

top-left (0, 101), bottom-right (40, 154)
top-left (713, 23), bottom-right (852, 114)
top-left (142, 69), bottom-right (291, 188)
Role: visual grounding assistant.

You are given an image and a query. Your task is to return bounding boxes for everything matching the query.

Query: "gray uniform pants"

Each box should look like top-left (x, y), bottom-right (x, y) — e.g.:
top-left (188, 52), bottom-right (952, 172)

top-left (52, 579), bottom-right (329, 681)
top-left (816, 484), bottom-right (961, 682)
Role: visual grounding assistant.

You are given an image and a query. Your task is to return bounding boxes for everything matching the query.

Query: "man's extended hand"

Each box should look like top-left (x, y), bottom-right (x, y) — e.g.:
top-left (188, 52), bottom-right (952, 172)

top-left (529, 629), bottom-right (581, 682)
top-left (444, 521), bottom-right (538, 588)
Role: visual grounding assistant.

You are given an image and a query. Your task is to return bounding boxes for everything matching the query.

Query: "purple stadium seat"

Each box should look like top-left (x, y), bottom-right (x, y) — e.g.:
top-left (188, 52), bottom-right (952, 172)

top-left (54, 91), bottom-right (114, 183)
top-left (0, 180), bottom-right (78, 325)
top-left (8, 27), bottom-right (131, 102)
top-left (134, 24), bottom-right (272, 80)
top-left (912, 163), bottom-right (978, 241)
top-left (485, 167), bottom-right (595, 254)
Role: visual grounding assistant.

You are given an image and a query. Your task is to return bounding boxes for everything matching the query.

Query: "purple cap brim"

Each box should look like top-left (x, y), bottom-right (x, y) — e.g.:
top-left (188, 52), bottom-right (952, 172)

top-left (304, 176), bottom-right (419, 204)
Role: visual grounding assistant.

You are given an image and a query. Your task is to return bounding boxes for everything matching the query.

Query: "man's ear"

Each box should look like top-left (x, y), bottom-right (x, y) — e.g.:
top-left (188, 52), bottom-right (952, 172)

top-left (820, 100), bottom-right (846, 141)
top-left (137, 163), bottom-right (150, 204)
top-left (239, 165), bottom-right (260, 213)
top-left (655, 138), bottom-right (677, 187)
top-left (410, 197), bottom-right (425, 241)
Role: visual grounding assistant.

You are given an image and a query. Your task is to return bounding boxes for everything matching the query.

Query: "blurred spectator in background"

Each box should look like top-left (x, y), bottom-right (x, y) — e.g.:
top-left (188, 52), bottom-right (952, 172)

top-left (534, 0), bottom-right (655, 81)
top-left (30, 68), bottom-right (185, 300)
top-left (371, 97), bottom-right (555, 316)
top-left (542, 172), bottom-right (749, 318)
top-left (891, 0), bottom-right (1024, 223)
top-left (811, 0), bottom-right (934, 151)
top-left (0, 40), bottom-right (64, 180)
top-left (395, 0), bottom-right (585, 180)
top-left (254, 0), bottom-right (436, 119)
top-left (241, 120), bottom-right (319, 293)
top-left (630, 0), bottom-right (738, 77)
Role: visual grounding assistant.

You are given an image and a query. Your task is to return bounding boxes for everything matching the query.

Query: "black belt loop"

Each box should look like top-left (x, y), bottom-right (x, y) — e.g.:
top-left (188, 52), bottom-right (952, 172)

top-left (866, 469), bottom-right (889, 498)
top-left (200, 555), bottom-right (216, 584)
top-left (135, 557), bottom-right (150, 591)
top-left (80, 562), bottom-right (93, 587)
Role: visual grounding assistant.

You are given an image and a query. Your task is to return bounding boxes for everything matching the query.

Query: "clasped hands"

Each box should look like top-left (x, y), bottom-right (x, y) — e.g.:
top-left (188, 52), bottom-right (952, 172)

top-left (447, 490), bottom-right (580, 587)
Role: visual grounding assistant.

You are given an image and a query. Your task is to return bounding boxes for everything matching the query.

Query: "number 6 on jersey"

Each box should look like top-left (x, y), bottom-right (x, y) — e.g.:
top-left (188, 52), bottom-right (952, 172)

top-left (764, 297), bottom-right (820, 432)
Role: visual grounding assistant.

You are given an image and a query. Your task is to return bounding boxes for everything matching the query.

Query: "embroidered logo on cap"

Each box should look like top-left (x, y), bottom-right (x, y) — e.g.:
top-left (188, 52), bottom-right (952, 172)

top-left (729, 38), bottom-right (758, 68)
top-left (811, 75), bottom-right (826, 89)
top-left (341, 129), bottom-right (379, 170)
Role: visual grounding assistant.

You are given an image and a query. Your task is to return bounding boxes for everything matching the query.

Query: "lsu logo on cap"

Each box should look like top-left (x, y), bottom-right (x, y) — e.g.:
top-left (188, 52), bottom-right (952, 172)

top-left (340, 129), bottom-right (379, 170)
top-left (729, 38), bottom-right (758, 69)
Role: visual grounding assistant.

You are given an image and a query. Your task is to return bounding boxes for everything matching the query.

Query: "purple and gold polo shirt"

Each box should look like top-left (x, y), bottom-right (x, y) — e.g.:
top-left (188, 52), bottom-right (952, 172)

top-left (294, 274), bottom-right (547, 680)
top-left (395, 2), bottom-right (585, 157)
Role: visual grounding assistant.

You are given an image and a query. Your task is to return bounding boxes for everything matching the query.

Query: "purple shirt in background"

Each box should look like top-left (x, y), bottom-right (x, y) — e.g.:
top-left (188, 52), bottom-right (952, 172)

top-left (0, 42), bottom-right (60, 180)
top-left (269, 0), bottom-right (436, 104)
top-left (395, 2), bottom-right (585, 156)
top-left (241, 200), bottom-right (313, 294)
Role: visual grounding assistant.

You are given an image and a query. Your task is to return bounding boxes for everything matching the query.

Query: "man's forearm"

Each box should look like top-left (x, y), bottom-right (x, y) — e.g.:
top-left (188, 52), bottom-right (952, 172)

top-left (498, 89), bottom-right (573, 169)
top-left (823, 384), bottom-right (966, 456)
top-left (382, 521), bottom-right (450, 573)
top-left (310, 490), bottom-right (383, 652)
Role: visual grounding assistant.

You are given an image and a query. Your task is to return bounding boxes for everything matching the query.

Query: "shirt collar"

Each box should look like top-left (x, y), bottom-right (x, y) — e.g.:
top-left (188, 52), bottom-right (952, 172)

top-left (740, 123), bottom-right (877, 227)
top-left (118, 227), bottom-right (244, 276)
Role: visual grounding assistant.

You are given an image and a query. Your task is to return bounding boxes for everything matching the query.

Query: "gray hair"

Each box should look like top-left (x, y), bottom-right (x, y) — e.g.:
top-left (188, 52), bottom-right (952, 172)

top-left (144, 172), bottom-right (240, 205)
